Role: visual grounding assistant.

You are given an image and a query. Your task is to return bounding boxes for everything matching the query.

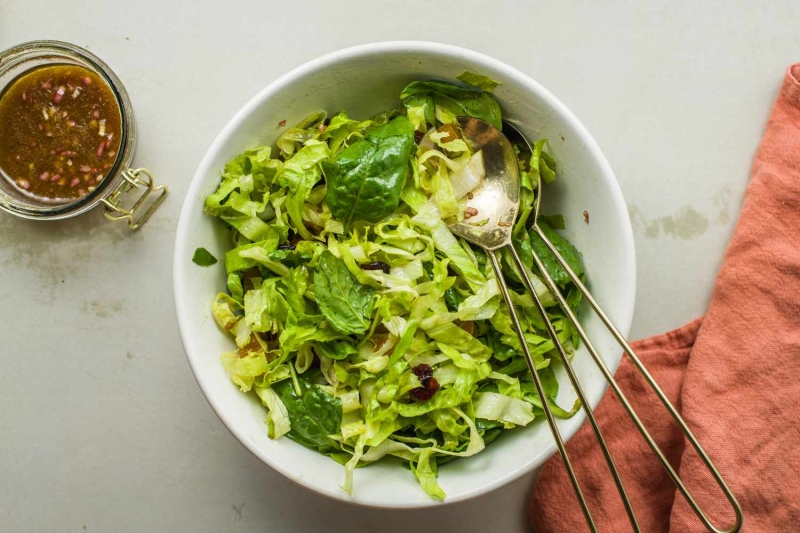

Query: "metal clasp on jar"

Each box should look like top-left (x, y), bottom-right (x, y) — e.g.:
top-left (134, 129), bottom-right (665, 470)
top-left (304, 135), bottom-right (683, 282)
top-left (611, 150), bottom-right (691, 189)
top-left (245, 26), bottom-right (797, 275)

top-left (100, 168), bottom-right (168, 229)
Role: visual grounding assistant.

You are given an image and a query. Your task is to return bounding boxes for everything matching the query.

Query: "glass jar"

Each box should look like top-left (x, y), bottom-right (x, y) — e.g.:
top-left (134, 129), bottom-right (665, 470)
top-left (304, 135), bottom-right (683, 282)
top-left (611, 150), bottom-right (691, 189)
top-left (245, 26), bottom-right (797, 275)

top-left (0, 40), bottom-right (167, 229)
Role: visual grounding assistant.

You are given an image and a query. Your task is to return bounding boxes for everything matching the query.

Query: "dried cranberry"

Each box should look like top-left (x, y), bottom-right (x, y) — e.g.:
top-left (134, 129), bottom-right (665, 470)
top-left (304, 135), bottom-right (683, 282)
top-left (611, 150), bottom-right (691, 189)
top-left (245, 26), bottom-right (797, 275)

top-left (410, 380), bottom-right (440, 402)
top-left (412, 363), bottom-right (434, 383)
top-left (410, 364), bottom-right (440, 402)
top-left (360, 261), bottom-right (390, 274)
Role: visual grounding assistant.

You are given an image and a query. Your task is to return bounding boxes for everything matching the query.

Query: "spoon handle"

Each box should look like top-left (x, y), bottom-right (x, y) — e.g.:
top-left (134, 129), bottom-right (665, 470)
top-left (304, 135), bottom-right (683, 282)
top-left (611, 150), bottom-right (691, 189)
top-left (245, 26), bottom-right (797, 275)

top-left (506, 244), bottom-right (641, 532)
top-left (487, 249), bottom-right (598, 533)
top-left (529, 223), bottom-right (743, 533)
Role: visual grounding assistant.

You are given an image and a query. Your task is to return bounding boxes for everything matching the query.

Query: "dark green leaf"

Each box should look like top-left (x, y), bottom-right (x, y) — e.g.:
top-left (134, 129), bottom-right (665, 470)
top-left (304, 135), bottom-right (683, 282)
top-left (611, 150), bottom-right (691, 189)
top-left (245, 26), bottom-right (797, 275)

top-left (400, 81), bottom-right (502, 129)
top-left (481, 427), bottom-right (504, 446)
top-left (273, 372), bottom-right (343, 450)
top-left (535, 365), bottom-right (560, 399)
top-left (488, 330), bottom-right (516, 362)
top-left (192, 247), bottom-right (218, 266)
top-left (444, 286), bottom-right (465, 311)
top-left (268, 247), bottom-right (314, 267)
top-left (506, 232), bottom-right (535, 285)
top-left (566, 284), bottom-right (582, 312)
top-left (565, 283), bottom-right (584, 346)
top-left (496, 357), bottom-right (528, 375)
top-left (540, 214), bottom-right (566, 230)
top-left (422, 261), bottom-right (434, 278)
top-left (475, 418), bottom-right (502, 432)
top-left (313, 250), bottom-right (375, 335)
top-left (316, 340), bottom-right (357, 361)
top-left (529, 222), bottom-right (585, 288)
top-left (519, 366), bottom-right (580, 419)
top-left (478, 381), bottom-right (500, 394)
top-left (324, 116), bottom-right (415, 227)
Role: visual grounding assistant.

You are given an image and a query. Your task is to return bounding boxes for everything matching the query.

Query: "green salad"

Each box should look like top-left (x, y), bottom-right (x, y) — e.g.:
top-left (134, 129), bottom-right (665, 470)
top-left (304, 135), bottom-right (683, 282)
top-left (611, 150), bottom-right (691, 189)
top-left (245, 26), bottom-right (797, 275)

top-left (204, 72), bottom-right (585, 500)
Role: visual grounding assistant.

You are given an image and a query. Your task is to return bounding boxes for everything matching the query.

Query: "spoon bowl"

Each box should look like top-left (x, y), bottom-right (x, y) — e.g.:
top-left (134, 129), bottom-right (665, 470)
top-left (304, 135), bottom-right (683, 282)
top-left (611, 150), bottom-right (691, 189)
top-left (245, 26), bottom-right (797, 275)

top-left (446, 116), bottom-right (520, 251)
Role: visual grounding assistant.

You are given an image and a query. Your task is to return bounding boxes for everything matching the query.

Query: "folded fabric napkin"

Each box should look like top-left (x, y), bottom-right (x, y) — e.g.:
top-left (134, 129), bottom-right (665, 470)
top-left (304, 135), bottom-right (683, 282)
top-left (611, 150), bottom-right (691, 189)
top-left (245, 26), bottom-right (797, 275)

top-left (531, 64), bottom-right (800, 532)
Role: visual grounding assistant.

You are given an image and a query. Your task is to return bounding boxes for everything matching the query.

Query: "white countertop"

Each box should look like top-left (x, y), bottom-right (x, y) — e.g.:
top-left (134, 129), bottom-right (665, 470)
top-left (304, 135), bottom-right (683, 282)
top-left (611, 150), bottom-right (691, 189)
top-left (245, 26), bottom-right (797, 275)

top-left (2, 2), bottom-right (798, 531)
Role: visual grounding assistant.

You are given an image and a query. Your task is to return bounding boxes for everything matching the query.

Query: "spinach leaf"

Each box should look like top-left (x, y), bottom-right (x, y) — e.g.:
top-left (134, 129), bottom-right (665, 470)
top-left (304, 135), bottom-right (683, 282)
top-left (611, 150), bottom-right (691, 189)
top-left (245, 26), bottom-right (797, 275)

top-left (313, 250), bottom-right (375, 335)
top-left (481, 427), bottom-right (504, 446)
top-left (503, 232), bottom-right (535, 285)
top-left (526, 364), bottom-right (560, 399)
top-left (564, 284), bottom-right (584, 347)
top-left (475, 417), bottom-right (502, 433)
top-left (529, 222), bottom-right (585, 288)
top-left (268, 247), bottom-right (314, 267)
top-left (324, 116), bottom-right (414, 227)
top-left (273, 372), bottom-right (343, 452)
top-left (474, 418), bottom-right (504, 447)
top-left (496, 356), bottom-right (529, 375)
top-left (400, 81), bottom-right (502, 129)
top-left (192, 247), bottom-right (218, 266)
top-left (540, 214), bottom-right (566, 230)
top-left (488, 329), bottom-right (516, 362)
top-left (443, 286), bottom-right (465, 311)
top-left (519, 365), bottom-right (580, 419)
top-left (316, 340), bottom-right (357, 361)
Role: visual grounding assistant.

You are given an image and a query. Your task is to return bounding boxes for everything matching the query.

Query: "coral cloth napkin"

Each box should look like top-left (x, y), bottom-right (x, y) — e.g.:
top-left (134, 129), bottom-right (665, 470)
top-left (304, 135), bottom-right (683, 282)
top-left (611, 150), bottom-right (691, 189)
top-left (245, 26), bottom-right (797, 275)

top-left (531, 64), bottom-right (800, 532)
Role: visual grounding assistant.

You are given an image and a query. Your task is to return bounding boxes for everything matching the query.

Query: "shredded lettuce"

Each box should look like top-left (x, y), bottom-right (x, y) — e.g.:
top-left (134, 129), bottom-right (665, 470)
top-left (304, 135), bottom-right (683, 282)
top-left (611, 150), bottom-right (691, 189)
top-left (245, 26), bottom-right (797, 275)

top-left (456, 71), bottom-right (500, 93)
top-left (203, 79), bottom-right (586, 500)
top-left (255, 386), bottom-right (292, 439)
top-left (474, 391), bottom-right (535, 428)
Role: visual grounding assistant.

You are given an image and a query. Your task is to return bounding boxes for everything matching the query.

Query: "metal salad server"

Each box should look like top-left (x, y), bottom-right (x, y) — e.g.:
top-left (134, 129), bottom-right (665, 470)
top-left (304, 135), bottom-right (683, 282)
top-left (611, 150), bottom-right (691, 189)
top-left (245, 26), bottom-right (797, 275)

top-left (435, 116), bottom-right (742, 533)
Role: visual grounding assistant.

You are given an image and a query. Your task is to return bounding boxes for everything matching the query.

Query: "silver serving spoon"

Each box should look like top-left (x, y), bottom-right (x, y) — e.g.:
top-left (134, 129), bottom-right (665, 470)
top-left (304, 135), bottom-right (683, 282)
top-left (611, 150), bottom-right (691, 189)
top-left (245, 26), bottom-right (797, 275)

top-left (424, 117), bottom-right (742, 533)
top-left (437, 116), bottom-right (609, 531)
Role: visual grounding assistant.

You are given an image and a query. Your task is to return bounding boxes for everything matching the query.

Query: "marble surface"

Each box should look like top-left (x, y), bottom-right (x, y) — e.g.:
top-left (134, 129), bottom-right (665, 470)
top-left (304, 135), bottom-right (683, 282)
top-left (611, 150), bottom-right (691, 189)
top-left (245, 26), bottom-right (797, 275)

top-left (1, 1), bottom-right (798, 531)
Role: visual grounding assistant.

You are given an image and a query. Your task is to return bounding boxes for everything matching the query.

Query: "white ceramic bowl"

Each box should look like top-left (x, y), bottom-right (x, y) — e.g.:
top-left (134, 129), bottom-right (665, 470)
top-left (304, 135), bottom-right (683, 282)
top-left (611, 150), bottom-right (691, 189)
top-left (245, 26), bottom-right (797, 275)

top-left (174, 41), bottom-right (636, 509)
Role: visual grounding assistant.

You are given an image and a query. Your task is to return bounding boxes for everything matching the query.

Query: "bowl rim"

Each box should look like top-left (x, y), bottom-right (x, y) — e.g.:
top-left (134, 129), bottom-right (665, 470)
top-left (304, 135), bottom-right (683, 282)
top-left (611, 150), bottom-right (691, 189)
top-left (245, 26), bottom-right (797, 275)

top-left (173, 40), bottom-right (637, 509)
